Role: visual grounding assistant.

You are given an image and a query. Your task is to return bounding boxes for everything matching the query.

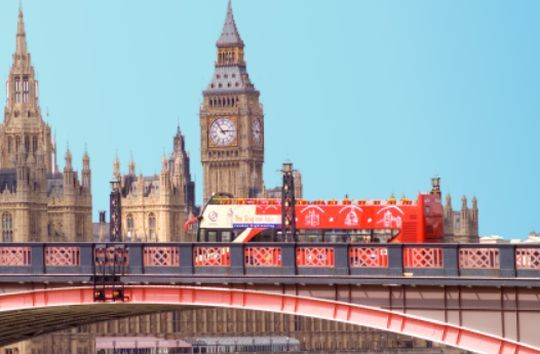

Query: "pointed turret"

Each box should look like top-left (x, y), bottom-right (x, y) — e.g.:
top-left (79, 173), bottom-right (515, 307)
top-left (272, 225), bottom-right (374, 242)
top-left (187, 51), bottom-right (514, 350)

top-left (160, 153), bottom-right (171, 193)
top-left (113, 155), bottom-right (120, 179)
top-left (82, 149), bottom-right (90, 168)
top-left (82, 148), bottom-right (91, 192)
top-left (51, 134), bottom-right (58, 174)
top-left (173, 125), bottom-right (185, 156)
top-left (64, 147), bottom-right (72, 172)
top-left (129, 159), bottom-right (135, 176)
top-left (217, 0), bottom-right (244, 48)
top-left (461, 195), bottom-right (468, 211)
top-left (161, 154), bottom-right (168, 174)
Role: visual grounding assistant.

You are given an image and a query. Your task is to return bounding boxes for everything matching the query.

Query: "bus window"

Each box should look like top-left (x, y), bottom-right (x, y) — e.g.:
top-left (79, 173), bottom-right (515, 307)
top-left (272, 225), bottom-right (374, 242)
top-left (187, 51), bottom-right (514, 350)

top-left (206, 230), bottom-right (218, 242)
top-left (251, 228), bottom-right (275, 242)
top-left (221, 230), bottom-right (233, 242)
top-left (298, 229), bottom-right (323, 243)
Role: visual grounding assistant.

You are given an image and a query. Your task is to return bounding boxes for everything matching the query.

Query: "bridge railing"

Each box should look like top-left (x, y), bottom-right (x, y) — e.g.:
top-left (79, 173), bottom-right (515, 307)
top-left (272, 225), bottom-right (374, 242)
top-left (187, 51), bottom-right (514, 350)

top-left (0, 243), bottom-right (539, 278)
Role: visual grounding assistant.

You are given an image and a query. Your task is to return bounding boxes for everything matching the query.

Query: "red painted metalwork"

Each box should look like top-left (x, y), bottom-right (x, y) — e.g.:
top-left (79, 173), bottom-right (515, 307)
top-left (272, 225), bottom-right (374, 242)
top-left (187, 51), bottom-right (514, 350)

top-left (0, 247), bottom-right (31, 266)
top-left (516, 248), bottom-right (540, 270)
top-left (193, 247), bottom-right (231, 267)
top-left (245, 247), bottom-right (282, 267)
top-left (404, 247), bottom-right (443, 268)
top-left (0, 286), bottom-right (538, 354)
top-left (45, 247), bottom-right (80, 267)
top-left (143, 247), bottom-right (179, 267)
top-left (459, 248), bottom-right (500, 269)
top-left (349, 247), bottom-right (388, 268)
top-left (296, 247), bottom-right (335, 267)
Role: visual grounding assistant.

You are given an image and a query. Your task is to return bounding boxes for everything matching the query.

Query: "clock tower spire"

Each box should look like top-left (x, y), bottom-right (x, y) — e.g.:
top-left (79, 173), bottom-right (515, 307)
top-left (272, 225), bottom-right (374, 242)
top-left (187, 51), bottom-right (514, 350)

top-left (200, 0), bottom-right (264, 201)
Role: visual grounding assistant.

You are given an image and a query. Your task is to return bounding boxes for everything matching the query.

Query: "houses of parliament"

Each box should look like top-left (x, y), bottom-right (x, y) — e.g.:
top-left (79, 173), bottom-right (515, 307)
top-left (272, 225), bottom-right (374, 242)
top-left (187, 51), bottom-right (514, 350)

top-left (0, 2), bottom-right (476, 353)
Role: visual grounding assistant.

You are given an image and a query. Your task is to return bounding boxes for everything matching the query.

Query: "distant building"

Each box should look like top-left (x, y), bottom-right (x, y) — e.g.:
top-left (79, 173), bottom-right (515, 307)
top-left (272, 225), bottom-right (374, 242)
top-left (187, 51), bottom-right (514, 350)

top-left (480, 232), bottom-right (540, 244)
top-left (443, 195), bottom-right (479, 243)
top-left (264, 170), bottom-right (303, 199)
top-left (112, 127), bottom-right (195, 242)
top-left (93, 211), bottom-right (109, 242)
top-left (479, 235), bottom-right (508, 244)
top-left (96, 337), bottom-right (191, 353)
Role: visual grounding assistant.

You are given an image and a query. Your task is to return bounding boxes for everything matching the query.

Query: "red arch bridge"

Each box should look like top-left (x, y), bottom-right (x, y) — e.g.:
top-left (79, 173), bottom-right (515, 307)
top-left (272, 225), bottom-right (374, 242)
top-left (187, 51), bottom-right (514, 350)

top-left (0, 242), bottom-right (539, 353)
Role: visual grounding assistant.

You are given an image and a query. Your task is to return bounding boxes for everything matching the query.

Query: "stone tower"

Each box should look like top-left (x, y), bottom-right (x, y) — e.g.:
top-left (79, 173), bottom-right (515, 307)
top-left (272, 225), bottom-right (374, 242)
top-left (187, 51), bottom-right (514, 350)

top-left (200, 0), bottom-right (264, 202)
top-left (0, 6), bottom-right (92, 243)
top-left (443, 194), bottom-right (479, 243)
top-left (0, 6), bottom-right (54, 172)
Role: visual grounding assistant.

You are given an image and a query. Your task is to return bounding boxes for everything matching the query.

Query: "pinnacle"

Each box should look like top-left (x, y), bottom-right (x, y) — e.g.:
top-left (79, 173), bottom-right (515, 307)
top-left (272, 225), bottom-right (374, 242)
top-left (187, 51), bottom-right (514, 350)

top-left (217, 0), bottom-right (244, 48)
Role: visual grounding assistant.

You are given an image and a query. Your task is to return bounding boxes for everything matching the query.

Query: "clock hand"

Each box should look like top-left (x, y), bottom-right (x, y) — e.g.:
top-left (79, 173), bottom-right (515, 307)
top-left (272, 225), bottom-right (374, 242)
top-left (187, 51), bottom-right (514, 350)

top-left (216, 121), bottom-right (226, 134)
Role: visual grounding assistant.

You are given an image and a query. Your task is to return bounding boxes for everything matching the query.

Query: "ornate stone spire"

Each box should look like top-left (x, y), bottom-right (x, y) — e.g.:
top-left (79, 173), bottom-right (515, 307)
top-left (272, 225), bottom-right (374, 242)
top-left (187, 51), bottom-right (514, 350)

top-left (217, 0), bottom-right (244, 48)
top-left (1, 4), bottom-right (56, 173)
top-left (129, 159), bottom-right (135, 176)
top-left (82, 147), bottom-right (90, 169)
top-left (16, 4), bottom-right (28, 55)
top-left (82, 147), bottom-right (91, 191)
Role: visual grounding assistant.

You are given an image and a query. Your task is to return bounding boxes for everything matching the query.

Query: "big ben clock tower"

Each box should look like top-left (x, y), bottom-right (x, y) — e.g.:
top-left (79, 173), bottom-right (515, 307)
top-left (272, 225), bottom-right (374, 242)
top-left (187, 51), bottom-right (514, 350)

top-left (200, 0), bottom-right (264, 202)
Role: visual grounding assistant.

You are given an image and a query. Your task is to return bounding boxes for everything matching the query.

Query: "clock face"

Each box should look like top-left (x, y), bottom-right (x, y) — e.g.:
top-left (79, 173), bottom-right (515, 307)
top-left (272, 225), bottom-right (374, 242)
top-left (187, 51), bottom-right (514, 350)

top-left (252, 119), bottom-right (262, 145)
top-left (209, 117), bottom-right (237, 146)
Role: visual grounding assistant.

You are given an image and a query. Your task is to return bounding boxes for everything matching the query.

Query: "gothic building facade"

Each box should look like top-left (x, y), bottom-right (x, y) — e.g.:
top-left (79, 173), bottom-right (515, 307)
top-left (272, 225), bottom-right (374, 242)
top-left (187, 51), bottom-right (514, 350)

top-left (112, 127), bottom-right (195, 242)
top-left (0, 7), bottom-right (92, 243)
top-left (443, 194), bottom-right (479, 243)
top-left (200, 1), bottom-right (265, 202)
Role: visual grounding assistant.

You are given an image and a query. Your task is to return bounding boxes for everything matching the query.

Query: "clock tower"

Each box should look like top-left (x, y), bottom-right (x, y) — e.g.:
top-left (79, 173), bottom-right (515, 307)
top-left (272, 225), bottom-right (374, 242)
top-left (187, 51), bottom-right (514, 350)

top-left (200, 0), bottom-right (264, 202)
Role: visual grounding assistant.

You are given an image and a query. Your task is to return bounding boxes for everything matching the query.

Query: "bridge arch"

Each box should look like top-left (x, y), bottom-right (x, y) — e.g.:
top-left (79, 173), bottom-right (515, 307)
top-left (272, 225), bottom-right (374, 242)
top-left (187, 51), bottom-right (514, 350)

top-left (0, 286), bottom-right (537, 354)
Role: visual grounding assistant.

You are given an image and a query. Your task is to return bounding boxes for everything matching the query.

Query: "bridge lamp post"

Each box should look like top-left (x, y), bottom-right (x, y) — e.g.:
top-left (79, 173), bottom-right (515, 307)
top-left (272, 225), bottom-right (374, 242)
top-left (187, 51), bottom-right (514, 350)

top-left (109, 178), bottom-right (122, 242)
top-left (281, 162), bottom-right (297, 242)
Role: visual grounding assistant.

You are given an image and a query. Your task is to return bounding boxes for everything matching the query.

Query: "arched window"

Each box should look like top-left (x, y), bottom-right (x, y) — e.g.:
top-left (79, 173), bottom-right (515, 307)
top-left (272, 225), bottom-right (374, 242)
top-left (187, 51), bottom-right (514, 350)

top-left (2, 213), bottom-right (13, 242)
top-left (24, 136), bottom-right (29, 154)
top-left (126, 214), bottom-right (134, 239)
top-left (148, 213), bottom-right (156, 241)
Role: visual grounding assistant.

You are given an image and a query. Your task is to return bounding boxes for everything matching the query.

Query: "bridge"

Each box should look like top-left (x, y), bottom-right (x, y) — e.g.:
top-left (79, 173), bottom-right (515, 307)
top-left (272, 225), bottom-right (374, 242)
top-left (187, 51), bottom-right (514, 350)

top-left (0, 242), bottom-right (539, 353)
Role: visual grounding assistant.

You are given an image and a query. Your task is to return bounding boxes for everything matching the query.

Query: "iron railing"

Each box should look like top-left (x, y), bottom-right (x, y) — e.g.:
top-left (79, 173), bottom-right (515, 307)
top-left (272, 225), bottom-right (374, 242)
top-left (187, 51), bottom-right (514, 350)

top-left (0, 243), bottom-right (538, 278)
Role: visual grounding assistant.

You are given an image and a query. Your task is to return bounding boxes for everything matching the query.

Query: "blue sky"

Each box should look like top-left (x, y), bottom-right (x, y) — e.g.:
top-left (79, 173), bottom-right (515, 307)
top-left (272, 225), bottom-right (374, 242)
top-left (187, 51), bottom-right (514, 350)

top-left (0, 1), bottom-right (538, 238)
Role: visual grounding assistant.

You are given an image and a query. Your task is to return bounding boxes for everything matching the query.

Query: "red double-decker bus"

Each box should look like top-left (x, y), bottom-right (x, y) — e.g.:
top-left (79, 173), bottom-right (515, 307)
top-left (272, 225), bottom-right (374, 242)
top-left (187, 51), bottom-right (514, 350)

top-left (185, 188), bottom-right (443, 244)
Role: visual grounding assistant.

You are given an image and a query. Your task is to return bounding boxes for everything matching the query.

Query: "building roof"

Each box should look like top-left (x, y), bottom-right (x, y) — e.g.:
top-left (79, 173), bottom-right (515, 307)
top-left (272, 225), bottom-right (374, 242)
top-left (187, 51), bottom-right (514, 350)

top-left (216, 0), bottom-right (244, 48)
